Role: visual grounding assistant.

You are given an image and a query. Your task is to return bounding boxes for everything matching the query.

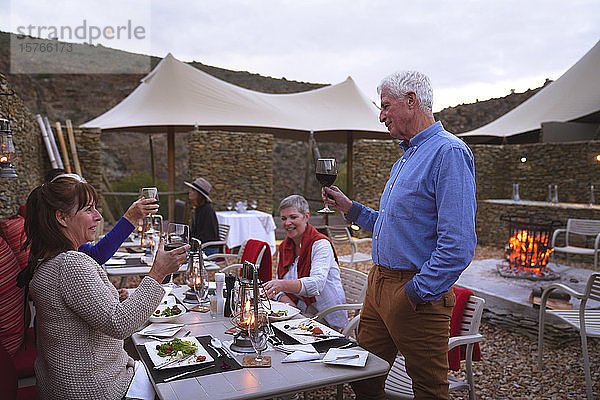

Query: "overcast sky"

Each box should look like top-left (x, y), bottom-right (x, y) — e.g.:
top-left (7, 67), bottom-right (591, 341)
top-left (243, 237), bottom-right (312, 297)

top-left (3, 0), bottom-right (600, 111)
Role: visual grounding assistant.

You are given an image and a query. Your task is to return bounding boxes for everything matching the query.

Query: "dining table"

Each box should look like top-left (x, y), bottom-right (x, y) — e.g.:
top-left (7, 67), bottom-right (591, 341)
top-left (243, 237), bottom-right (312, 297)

top-left (132, 286), bottom-right (390, 400)
top-left (216, 210), bottom-right (277, 253)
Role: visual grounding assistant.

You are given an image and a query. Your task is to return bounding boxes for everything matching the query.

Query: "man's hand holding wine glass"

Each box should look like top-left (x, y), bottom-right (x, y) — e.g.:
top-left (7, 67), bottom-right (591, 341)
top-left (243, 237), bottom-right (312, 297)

top-left (321, 186), bottom-right (353, 214)
top-left (148, 239), bottom-right (189, 284)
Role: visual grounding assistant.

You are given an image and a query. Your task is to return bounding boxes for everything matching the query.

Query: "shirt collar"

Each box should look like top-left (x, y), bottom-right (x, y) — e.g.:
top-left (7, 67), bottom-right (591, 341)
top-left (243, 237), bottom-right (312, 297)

top-left (399, 121), bottom-right (444, 151)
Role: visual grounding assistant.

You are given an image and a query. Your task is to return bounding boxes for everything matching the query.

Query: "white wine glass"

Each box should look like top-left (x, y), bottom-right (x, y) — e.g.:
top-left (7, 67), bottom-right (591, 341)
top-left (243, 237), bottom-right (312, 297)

top-left (164, 223), bottom-right (189, 288)
top-left (140, 187), bottom-right (159, 205)
top-left (315, 158), bottom-right (337, 213)
top-left (248, 312), bottom-right (270, 365)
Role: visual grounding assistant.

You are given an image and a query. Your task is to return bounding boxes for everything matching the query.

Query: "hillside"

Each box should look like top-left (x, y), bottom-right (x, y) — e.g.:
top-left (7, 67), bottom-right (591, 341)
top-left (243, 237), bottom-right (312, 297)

top-left (0, 31), bottom-right (547, 204)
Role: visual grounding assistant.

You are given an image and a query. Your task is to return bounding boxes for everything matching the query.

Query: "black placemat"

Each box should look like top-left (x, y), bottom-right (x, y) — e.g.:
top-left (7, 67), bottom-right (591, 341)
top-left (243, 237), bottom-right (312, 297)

top-left (137, 335), bottom-right (242, 383)
top-left (272, 325), bottom-right (351, 353)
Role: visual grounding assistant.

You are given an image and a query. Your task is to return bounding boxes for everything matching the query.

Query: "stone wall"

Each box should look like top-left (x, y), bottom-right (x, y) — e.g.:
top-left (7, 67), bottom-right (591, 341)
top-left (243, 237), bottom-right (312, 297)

top-left (0, 73), bottom-right (45, 219)
top-left (75, 127), bottom-right (102, 195)
top-left (188, 130), bottom-right (273, 214)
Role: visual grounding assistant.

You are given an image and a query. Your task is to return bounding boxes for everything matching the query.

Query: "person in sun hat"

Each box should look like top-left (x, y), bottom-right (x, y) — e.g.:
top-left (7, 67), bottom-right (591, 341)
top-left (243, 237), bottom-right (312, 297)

top-left (184, 177), bottom-right (220, 256)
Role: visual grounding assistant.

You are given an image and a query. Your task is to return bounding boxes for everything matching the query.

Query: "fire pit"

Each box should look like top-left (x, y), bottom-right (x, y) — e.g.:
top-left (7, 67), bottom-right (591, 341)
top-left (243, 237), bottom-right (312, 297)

top-left (497, 215), bottom-right (561, 280)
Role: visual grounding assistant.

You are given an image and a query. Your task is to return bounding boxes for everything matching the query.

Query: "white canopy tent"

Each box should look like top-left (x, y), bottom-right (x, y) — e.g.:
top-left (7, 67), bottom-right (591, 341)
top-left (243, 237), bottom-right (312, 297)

top-left (82, 53), bottom-right (389, 217)
top-left (458, 40), bottom-right (600, 143)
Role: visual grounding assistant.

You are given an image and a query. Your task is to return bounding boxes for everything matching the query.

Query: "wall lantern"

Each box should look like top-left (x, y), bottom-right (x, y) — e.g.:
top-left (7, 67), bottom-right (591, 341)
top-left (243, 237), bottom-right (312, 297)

top-left (595, 154), bottom-right (600, 162)
top-left (0, 118), bottom-right (17, 178)
top-left (520, 156), bottom-right (527, 163)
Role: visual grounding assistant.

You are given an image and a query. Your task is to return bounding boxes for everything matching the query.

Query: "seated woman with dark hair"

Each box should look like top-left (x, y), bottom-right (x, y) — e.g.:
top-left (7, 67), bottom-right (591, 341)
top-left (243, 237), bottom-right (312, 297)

top-left (263, 194), bottom-right (347, 330)
top-left (17, 175), bottom-right (189, 400)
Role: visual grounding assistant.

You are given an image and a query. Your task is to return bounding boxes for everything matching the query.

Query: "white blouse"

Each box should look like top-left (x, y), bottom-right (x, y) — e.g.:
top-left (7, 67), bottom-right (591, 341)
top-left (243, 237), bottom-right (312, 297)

top-left (280, 239), bottom-right (347, 330)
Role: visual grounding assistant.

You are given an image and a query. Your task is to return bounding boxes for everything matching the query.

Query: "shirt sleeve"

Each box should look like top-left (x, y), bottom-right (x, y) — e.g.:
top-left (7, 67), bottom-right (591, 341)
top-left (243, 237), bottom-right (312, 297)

top-left (59, 252), bottom-right (164, 339)
top-left (404, 145), bottom-right (477, 305)
top-left (298, 239), bottom-right (337, 297)
top-left (345, 201), bottom-right (378, 232)
top-left (78, 217), bottom-right (135, 265)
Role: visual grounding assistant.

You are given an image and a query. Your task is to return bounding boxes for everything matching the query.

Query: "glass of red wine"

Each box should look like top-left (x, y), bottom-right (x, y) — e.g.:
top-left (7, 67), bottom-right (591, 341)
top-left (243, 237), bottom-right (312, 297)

top-left (140, 187), bottom-right (159, 205)
top-left (164, 223), bottom-right (189, 288)
top-left (316, 158), bottom-right (337, 213)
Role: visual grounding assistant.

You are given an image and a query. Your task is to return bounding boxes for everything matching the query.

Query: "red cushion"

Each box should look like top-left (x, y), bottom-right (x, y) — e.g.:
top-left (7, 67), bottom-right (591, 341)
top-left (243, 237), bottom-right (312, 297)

top-left (0, 341), bottom-right (17, 400)
top-left (0, 215), bottom-right (29, 270)
top-left (12, 328), bottom-right (36, 378)
top-left (0, 237), bottom-right (25, 357)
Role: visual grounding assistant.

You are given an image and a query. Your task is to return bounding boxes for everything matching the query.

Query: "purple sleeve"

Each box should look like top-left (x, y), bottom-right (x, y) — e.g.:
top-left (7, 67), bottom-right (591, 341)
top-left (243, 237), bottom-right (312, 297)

top-left (78, 217), bottom-right (135, 265)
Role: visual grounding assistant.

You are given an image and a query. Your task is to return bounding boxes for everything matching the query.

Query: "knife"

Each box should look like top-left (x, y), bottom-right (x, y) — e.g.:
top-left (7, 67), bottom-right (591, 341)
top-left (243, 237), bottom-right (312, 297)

top-left (163, 363), bottom-right (215, 382)
top-left (311, 354), bottom-right (361, 363)
top-left (154, 354), bottom-right (194, 370)
top-left (293, 333), bottom-right (345, 338)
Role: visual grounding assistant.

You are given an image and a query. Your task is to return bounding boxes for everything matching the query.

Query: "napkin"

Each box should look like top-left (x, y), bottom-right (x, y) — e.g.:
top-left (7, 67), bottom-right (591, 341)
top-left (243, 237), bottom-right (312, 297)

top-left (105, 258), bottom-right (127, 266)
top-left (282, 350), bottom-right (321, 363)
top-left (125, 361), bottom-right (155, 400)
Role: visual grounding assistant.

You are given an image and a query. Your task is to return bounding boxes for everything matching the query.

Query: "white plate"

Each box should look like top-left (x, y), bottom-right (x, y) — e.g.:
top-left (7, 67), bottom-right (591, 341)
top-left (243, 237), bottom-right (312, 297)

top-left (144, 337), bottom-right (213, 369)
top-left (105, 258), bottom-right (127, 266)
top-left (263, 301), bottom-right (301, 321)
top-left (271, 317), bottom-right (345, 344)
top-left (139, 323), bottom-right (183, 338)
top-left (149, 303), bottom-right (187, 323)
top-left (321, 348), bottom-right (368, 367)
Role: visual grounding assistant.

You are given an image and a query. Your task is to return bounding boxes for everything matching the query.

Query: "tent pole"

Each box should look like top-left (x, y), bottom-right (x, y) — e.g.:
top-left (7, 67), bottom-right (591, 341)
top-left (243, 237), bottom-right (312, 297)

top-left (167, 126), bottom-right (175, 222)
top-left (149, 135), bottom-right (156, 186)
top-left (303, 135), bottom-right (312, 198)
top-left (347, 131), bottom-right (353, 199)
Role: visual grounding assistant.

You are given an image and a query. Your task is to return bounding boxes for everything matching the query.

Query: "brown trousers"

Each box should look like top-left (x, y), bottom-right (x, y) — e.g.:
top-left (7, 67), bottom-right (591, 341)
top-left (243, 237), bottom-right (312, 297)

top-left (350, 266), bottom-right (455, 400)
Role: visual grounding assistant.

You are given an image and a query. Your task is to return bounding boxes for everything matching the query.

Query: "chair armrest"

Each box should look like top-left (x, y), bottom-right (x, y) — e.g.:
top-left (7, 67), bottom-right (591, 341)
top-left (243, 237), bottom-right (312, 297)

top-left (352, 238), bottom-right (372, 245)
top-left (541, 283), bottom-right (584, 301)
top-left (205, 253), bottom-right (238, 262)
top-left (314, 303), bottom-right (363, 322)
top-left (448, 333), bottom-right (483, 350)
top-left (342, 314), bottom-right (361, 338)
top-left (594, 233), bottom-right (600, 250)
top-left (201, 240), bottom-right (226, 249)
top-left (551, 228), bottom-right (567, 247)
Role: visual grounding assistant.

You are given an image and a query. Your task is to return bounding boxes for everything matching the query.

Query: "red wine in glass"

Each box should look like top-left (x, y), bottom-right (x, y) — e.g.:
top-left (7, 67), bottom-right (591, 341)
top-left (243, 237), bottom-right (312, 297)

top-left (316, 158), bottom-right (337, 213)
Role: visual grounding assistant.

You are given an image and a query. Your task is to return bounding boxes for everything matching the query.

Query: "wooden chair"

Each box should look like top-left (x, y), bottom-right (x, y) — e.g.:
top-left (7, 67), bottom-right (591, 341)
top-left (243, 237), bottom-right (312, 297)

top-left (538, 273), bottom-right (600, 400)
top-left (200, 223), bottom-right (230, 255)
top-left (314, 266), bottom-right (368, 324)
top-left (385, 295), bottom-right (485, 400)
top-left (326, 226), bottom-right (372, 268)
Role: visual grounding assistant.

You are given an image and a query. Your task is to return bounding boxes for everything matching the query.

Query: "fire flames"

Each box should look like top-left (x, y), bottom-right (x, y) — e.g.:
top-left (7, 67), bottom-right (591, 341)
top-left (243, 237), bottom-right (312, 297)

top-left (241, 299), bottom-right (255, 329)
top-left (507, 230), bottom-right (553, 273)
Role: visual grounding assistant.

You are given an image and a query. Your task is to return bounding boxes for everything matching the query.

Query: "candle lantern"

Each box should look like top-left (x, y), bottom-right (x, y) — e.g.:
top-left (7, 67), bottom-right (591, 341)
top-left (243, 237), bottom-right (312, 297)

top-left (185, 238), bottom-right (208, 303)
top-left (0, 118), bottom-right (17, 178)
top-left (229, 261), bottom-right (270, 353)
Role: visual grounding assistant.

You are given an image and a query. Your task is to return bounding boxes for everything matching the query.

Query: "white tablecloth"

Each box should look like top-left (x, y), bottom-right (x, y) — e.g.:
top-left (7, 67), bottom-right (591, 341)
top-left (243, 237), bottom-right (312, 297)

top-left (216, 210), bottom-right (276, 253)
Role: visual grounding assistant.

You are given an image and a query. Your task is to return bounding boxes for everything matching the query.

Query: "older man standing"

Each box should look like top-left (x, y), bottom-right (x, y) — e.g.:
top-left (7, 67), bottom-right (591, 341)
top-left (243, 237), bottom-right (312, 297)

top-left (322, 70), bottom-right (476, 399)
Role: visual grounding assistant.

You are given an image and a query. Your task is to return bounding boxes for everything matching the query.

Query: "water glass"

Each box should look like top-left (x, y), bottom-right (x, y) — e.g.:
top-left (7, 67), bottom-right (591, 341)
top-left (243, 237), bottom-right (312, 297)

top-left (512, 183), bottom-right (520, 202)
top-left (209, 295), bottom-right (217, 318)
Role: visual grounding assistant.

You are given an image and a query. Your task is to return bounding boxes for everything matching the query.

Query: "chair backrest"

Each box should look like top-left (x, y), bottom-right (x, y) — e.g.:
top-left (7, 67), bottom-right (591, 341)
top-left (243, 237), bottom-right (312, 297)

top-left (327, 226), bottom-right (351, 246)
top-left (583, 273), bottom-right (600, 302)
top-left (339, 267), bottom-right (368, 304)
top-left (459, 295), bottom-right (485, 336)
top-left (566, 219), bottom-right (600, 245)
top-left (218, 224), bottom-right (231, 242)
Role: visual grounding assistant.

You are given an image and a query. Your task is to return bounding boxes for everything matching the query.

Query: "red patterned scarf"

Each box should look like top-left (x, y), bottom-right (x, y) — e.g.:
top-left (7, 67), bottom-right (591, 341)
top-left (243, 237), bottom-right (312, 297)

top-left (277, 224), bottom-right (337, 306)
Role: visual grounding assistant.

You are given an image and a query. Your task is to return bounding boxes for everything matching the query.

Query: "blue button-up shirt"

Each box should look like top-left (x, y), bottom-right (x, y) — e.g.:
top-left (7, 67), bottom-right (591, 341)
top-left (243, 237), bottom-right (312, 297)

top-left (345, 121), bottom-right (476, 305)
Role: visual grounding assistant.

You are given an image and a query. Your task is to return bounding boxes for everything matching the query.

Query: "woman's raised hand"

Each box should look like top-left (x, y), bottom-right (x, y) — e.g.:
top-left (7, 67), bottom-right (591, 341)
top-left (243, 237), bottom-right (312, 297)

top-left (148, 239), bottom-right (189, 284)
top-left (123, 198), bottom-right (159, 224)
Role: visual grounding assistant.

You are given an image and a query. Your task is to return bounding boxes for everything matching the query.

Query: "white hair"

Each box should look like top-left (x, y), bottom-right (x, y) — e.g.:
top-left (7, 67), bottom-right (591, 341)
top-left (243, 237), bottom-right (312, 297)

top-left (279, 194), bottom-right (309, 215)
top-left (377, 71), bottom-right (434, 113)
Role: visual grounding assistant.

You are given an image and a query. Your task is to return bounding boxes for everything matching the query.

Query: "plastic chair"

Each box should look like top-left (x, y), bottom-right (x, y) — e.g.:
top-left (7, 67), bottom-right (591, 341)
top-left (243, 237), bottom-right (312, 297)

top-left (314, 266), bottom-right (368, 324)
top-left (538, 273), bottom-right (600, 400)
top-left (326, 226), bottom-right (372, 268)
top-left (385, 295), bottom-right (485, 400)
top-left (200, 224), bottom-right (230, 255)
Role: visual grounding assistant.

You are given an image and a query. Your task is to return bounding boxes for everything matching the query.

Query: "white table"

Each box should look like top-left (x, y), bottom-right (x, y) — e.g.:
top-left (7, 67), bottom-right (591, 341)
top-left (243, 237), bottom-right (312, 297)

top-left (216, 210), bottom-right (277, 253)
top-left (132, 286), bottom-right (389, 400)
top-left (104, 257), bottom-right (218, 288)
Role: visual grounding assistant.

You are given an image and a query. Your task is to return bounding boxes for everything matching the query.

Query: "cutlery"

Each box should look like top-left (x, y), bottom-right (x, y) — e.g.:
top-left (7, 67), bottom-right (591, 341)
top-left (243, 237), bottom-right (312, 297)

top-left (293, 333), bottom-right (344, 338)
top-left (142, 325), bottom-right (184, 335)
top-left (337, 342), bottom-right (358, 349)
top-left (149, 330), bottom-right (190, 342)
top-left (163, 363), bottom-right (215, 382)
top-left (311, 354), bottom-right (360, 363)
top-left (154, 354), bottom-right (194, 370)
top-left (209, 337), bottom-right (227, 358)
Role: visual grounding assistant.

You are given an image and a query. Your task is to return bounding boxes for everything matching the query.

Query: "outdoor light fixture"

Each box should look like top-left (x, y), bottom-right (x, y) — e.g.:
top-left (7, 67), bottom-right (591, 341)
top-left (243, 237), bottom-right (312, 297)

top-left (520, 156), bottom-right (527, 163)
top-left (0, 118), bottom-right (17, 178)
top-left (596, 154), bottom-right (600, 162)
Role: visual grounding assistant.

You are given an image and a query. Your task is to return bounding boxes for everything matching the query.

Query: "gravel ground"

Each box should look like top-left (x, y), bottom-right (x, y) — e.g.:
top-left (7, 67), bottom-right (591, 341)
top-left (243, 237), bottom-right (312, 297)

top-left (113, 243), bottom-right (599, 399)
